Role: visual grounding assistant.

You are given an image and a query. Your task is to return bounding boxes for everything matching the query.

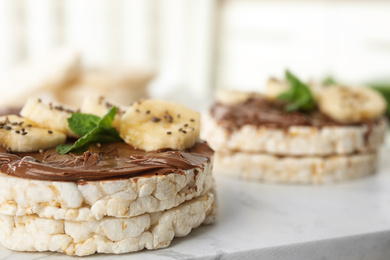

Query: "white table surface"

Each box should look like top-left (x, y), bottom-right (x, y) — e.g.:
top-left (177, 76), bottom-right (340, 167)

top-left (1, 148), bottom-right (390, 260)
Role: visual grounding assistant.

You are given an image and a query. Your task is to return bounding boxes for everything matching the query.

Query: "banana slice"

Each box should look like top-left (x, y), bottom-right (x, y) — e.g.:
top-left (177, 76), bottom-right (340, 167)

top-left (306, 80), bottom-right (326, 101)
top-left (0, 115), bottom-right (66, 152)
top-left (216, 90), bottom-right (261, 105)
top-left (120, 99), bottom-right (200, 151)
top-left (264, 78), bottom-right (290, 99)
top-left (318, 86), bottom-right (386, 123)
top-left (20, 98), bottom-right (78, 138)
top-left (80, 96), bottom-right (128, 131)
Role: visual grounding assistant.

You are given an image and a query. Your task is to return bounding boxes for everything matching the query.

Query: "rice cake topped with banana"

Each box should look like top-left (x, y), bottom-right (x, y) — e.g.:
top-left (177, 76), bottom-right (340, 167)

top-left (205, 93), bottom-right (386, 156)
top-left (202, 71), bottom-right (387, 184)
top-left (0, 97), bottom-right (215, 256)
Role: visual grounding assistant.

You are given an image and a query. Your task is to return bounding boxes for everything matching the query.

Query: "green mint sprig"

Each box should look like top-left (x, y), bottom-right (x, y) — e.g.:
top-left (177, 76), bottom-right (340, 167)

top-left (277, 70), bottom-right (316, 112)
top-left (56, 106), bottom-right (123, 154)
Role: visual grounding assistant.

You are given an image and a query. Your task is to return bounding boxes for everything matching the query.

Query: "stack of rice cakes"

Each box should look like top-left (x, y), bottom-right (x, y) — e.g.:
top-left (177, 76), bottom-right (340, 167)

top-left (0, 98), bottom-right (216, 256)
top-left (203, 81), bottom-right (387, 184)
top-left (0, 161), bottom-right (215, 256)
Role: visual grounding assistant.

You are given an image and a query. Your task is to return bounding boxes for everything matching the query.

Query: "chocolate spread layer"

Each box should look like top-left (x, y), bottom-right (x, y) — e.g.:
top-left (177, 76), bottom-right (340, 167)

top-left (0, 107), bottom-right (21, 117)
top-left (210, 96), bottom-right (379, 130)
top-left (0, 142), bottom-right (214, 182)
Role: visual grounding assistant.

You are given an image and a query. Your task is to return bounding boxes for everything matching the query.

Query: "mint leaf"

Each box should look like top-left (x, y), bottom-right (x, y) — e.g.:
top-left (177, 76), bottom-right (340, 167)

top-left (277, 70), bottom-right (316, 112)
top-left (56, 144), bottom-right (74, 154)
top-left (56, 107), bottom-right (123, 154)
top-left (68, 113), bottom-right (100, 136)
top-left (98, 106), bottom-right (117, 127)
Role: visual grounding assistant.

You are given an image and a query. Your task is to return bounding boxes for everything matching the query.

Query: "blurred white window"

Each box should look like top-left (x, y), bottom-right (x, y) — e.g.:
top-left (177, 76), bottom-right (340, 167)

top-left (0, 0), bottom-right (390, 109)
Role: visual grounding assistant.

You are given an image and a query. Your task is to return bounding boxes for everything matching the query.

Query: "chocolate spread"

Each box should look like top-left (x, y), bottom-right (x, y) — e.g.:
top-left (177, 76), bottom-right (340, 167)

top-left (210, 96), bottom-right (379, 131)
top-left (0, 142), bottom-right (214, 183)
top-left (0, 107), bottom-right (21, 117)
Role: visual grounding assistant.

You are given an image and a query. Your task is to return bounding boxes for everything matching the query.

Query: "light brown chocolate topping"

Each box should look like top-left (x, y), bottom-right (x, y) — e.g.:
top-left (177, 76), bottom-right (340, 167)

top-left (0, 107), bottom-right (21, 117)
top-left (210, 96), bottom-right (379, 131)
top-left (0, 142), bottom-right (214, 183)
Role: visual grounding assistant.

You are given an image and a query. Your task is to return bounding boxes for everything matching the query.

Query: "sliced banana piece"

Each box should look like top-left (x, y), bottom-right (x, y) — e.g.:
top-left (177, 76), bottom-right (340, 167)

top-left (0, 115), bottom-right (66, 152)
top-left (264, 77), bottom-right (290, 99)
top-left (306, 81), bottom-right (325, 100)
top-left (120, 99), bottom-right (200, 151)
top-left (80, 96), bottom-right (128, 131)
top-left (318, 86), bottom-right (386, 123)
top-left (216, 90), bottom-right (261, 105)
top-left (20, 98), bottom-right (78, 138)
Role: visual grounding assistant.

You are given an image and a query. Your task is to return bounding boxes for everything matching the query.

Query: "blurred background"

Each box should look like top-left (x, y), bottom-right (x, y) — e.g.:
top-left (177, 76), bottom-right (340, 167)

top-left (0, 0), bottom-right (390, 111)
